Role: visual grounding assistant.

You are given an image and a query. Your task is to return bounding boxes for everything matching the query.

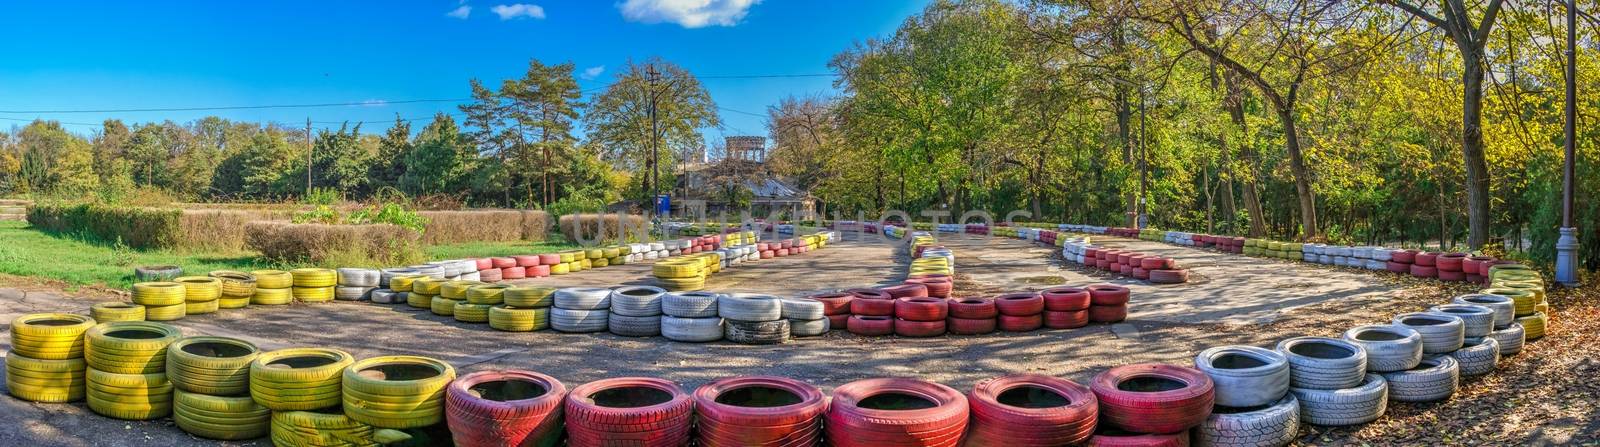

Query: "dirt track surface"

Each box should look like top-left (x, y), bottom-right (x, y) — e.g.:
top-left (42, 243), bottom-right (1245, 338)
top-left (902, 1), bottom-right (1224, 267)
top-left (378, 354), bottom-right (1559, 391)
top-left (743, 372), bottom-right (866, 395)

top-left (0, 231), bottom-right (1575, 446)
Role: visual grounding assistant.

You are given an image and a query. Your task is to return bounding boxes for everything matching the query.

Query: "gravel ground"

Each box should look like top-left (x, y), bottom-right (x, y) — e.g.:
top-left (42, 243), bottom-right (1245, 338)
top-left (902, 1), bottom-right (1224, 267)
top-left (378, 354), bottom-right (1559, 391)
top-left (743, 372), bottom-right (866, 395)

top-left (0, 232), bottom-right (1586, 446)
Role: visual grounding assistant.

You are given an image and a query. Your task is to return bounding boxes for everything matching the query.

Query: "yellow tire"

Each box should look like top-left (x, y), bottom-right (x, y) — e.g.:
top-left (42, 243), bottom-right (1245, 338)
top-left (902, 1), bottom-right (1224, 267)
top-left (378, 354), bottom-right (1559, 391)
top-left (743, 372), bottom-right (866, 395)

top-left (431, 297), bottom-right (462, 316)
top-left (249, 348), bottom-right (354, 411)
top-left (653, 260), bottom-right (704, 278)
top-left (389, 275), bottom-right (422, 293)
top-left (406, 292), bottom-right (434, 309)
top-left (341, 355), bottom-right (456, 428)
top-left (441, 280), bottom-right (485, 300)
top-left (412, 277), bottom-right (445, 295)
top-left (603, 247), bottom-right (621, 258)
top-left (1517, 312), bottom-right (1548, 340)
top-left (1491, 281), bottom-right (1546, 303)
top-left (581, 259), bottom-right (593, 269)
top-left (570, 261), bottom-right (585, 272)
top-left (453, 302), bottom-right (491, 323)
top-left (293, 286), bottom-right (335, 303)
top-left (175, 276), bottom-right (223, 302)
top-left (558, 251), bottom-right (577, 263)
top-left (5, 353), bottom-right (86, 402)
top-left (655, 276), bottom-right (705, 292)
top-left (173, 388), bottom-right (269, 440)
top-left (464, 284), bottom-right (508, 305)
top-left (185, 299), bottom-right (219, 315)
top-left (208, 270), bottom-right (258, 298)
top-left (505, 287), bottom-right (555, 308)
top-left (218, 297), bottom-right (250, 309)
top-left (609, 256), bottom-right (625, 266)
top-left (290, 268), bottom-right (337, 288)
top-left (489, 305), bottom-right (549, 332)
top-left (592, 257), bottom-right (610, 268)
top-left (550, 263), bottom-right (570, 275)
top-left (144, 303), bottom-right (186, 321)
top-left (92, 302), bottom-right (146, 322)
top-left (10, 313), bottom-right (95, 360)
top-left (86, 368), bottom-right (173, 420)
top-left (271, 409), bottom-right (375, 446)
top-left (166, 336), bottom-right (258, 395)
top-left (132, 282), bottom-right (185, 306)
top-left (584, 248), bottom-right (604, 260)
top-left (252, 287), bottom-right (292, 305)
top-left (84, 321), bottom-right (181, 374)
top-left (252, 270), bottom-right (293, 289)
top-left (1482, 288), bottom-right (1538, 316)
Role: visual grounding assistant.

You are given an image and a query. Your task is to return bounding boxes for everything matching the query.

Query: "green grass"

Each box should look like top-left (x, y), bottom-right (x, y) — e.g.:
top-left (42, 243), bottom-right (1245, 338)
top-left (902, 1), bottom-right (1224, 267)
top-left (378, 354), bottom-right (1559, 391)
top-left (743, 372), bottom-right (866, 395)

top-left (0, 221), bottom-right (580, 290)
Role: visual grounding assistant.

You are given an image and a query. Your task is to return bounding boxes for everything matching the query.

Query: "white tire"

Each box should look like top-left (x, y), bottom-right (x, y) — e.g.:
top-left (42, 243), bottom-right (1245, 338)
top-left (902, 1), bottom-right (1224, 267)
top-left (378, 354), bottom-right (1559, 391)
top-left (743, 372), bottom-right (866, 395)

top-left (663, 292), bottom-right (720, 318)
top-left (718, 294), bottom-right (782, 322)
top-left (610, 286), bottom-right (666, 317)
top-left (551, 308), bottom-right (608, 333)
top-left (780, 298), bottom-right (825, 320)
top-left (788, 318), bottom-right (829, 337)
top-left (661, 316), bottom-right (722, 343)
top-left (555, 287), bottom-right (612, 310)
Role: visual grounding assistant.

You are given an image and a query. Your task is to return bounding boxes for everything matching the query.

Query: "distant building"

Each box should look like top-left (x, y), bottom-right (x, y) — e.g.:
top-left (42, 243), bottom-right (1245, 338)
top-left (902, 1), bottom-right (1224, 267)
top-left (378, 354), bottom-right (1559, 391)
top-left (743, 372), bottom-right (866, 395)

top-left (724, 136), bottom-right (766, 162)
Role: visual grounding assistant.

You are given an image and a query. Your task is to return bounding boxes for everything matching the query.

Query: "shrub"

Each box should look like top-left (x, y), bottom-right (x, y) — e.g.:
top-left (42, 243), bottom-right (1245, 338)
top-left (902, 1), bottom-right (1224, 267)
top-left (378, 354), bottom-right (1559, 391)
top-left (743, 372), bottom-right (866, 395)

top-left (26, 202), bottom-right (182, 249)
top-left (417, 210), bottom-right (551, 244)
top-left (244, 221), bottom-right (423, 266)
top-left (177, 209), bottom-right (288, 252)
top-left (558, 214), bottom-right (649, 245)
top-left (348, 203), bottom-right (428, 233)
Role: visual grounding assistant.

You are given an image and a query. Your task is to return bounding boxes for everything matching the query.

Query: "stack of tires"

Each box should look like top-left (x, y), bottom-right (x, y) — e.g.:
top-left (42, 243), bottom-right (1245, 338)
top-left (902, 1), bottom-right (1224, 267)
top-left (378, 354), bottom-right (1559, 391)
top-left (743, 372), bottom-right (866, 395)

top-left (290, 268), bottom-right (337, 303)
top-left (893, 297), bottom-right (947, 337)
top-left (694, 376), bottom-right (826, 447)
top-left (809, 291), bottom-right (853, 330)
top-left (1434, 252), bottom-right (1469, 281)
top-left (177, 276), bottom-right (222, 316)
top-left (1378, 313), bottom-right (1464, 404)
top-left (1041, 286), bottom-right (1090, 329)
top-left (1462, 255), bottom-right (1500, 284)
top-left (825, 378), bottom-right (969, 446)
top-left (609, 286), bottom-right (666, 337)
top-left (904, 274), bottom-right (952, 298)
top-left (1277, 336), bottom-right (1389, 425)
top-left (782, 298), bottom-right (829, 337)
top-left (370, 272), bottom-right (418, 305)
top-left (1386, 249), bottom-right (1418, 274)
top-left (662, 291), bottom-right (722, 342)
top-left (446, 370), bottom-right (567, 446)
top-left (1086, 285), bottom-right (1129, 323)
top-left (847, 288), bottom-right (895, 336)
top-left (1088, 364), bottom-right (1214, 446)
top-left (1410, 252), bottom-right (1441, 278)
top-left (1485, 264), bottom-right (1549, 340)
top-left (1192, 346), bottom-right (1298, 446)
top-left (720, 294), bottom-right (788, 344)
top-left (342, 355), bottom-right (456, 430)
top-left (948, 297), bottom-right (997, 334)
top-left (250, 270), bottom-right (294, 306)
top-left (492, 286), bottom-right (554, 332)
top-left (965, 374), bottom-right (1097, 446)
top-left (1454, 293), bottom-right (1524, 357)
top-left (7, 313), bottom-right (95, 403)
top-left (565, 378), bottom-right (693, 447)
top-left (208, 270), bottom-right (257, 309)
top-left (995, 292), bottom-right (1044, 332)
top-left (168, 336), bottom-right (269, 440)
top-left (408, 277), bottom-right (445, 310)
top-left (251, 348), bottom-right (369, 445)
top-left (85, 321), bottom-right (181, 420)
top-left (456, 284), bottom-right (505, 323)
top-left (1431, 304), bottom-right (1503, 377)
top-left (335, 268), bottom-right (378, 301)
top-left (552, 287), bottom-right (610, 333)
top-left (654, 256), bottom-right (708, 292)
top-left (132, 281), bottom-right (186, 321)
top-left (434, 280), bottom-right (484, 317)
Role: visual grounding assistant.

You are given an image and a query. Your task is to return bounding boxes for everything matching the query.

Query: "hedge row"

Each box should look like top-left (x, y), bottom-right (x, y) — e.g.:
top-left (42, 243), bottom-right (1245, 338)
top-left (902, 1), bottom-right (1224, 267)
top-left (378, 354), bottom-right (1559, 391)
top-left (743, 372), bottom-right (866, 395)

top-left (243, 221), bottom-right (424, 265)
top-left (418, 210), bottom-right (551, 244)
top-left (26, 203), bottom-right (183, 249)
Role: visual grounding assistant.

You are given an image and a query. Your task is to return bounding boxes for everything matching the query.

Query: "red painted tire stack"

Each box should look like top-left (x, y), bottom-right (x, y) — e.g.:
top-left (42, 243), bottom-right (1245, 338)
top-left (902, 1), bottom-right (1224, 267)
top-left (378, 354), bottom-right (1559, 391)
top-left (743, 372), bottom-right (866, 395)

top-left (564, 377), bottom-right (693, 447)
top-left (825, 378), bottom-right (969, 447)
top-left (881, 283), bottom-right (929, 299)
top-left (527, 264), bottom-right (551, 277)
top-left (995, 292), bottom-right (1044, 332)
top-left (1041, 287), bottom-right (1090, 329)
top-left (1387, 249), bottom-right (1418, 273)
top-left (905, 274), bottom-right (953, 298)
top-left (474, 258), bottom-right (493, 271)
top-left (1087, 285), bottom-right (1129, 323)
top-left (894, 298), bottom-right (948, 337)
top-left (849, 289), bottom-right (896, 336)
top-left (1435, 252), bottom-right (1468, 282)
top-left (446, 370), bottom-right (567, 447)
top-left (693, 376), bottom-right (827, 447)
top-left (965, 374), bottom-right (1098, 446)
top-left (501, 266), bottom-right (527, 280)
top-left (513, 255), bottom-right (541, 267)
top-left (1091, 364), bottom-right (1213, 441)
top-left (479, 267), bottom-right (503, 282)
top-left (1463, 255), bottom-right (1495, 284)
top-left (947, 298), bottom-right (997, 335)
top-left (1411, 251), bottom-right (1440, 278)
top-left (538, 254), bottom-right (561, 266)
top-left (811, 292), bottom-right (853, 330)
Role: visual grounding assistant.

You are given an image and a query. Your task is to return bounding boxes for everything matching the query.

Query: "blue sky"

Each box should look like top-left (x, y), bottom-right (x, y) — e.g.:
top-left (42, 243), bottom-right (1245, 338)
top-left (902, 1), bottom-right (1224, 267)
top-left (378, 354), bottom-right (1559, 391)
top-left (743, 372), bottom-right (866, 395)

top-left (0, 1), bottom-right (929, 144)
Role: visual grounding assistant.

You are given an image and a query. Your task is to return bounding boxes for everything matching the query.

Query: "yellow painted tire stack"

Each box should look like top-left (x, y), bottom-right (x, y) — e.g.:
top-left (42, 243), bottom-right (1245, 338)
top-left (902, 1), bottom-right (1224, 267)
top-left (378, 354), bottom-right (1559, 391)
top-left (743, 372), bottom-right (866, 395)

top-left (271, 408), bottom-right (376, 446)
top-left (177, 276), bottom-right (222, 315)
top-left (174, 388), bottom-right (270, 440)
top-left (166, 336), bottom-right (258, 396)
top-left (432, 280), bottom-right (480, 316)
top-left (550, 262), bottom-right (571, 275)
top-left (504, 286), bottom-right (556, 308)
top-left (341, 355), bottom-right (456, 428)
top-left (454, 302), bottom-right (492, 323)
top-left (249, 348), bottom-right (354, 411)
top-left (290, 268), bottom-right (337, 303)
top-left (208, 270), bottom-right (257, 309)
top-left (1517, 312), bottom-right (1548, 340)
top-left (466, 284), bottom-right (508, 305)
top-left (7, 313), bottom-right (96, 403)
top-left (409, 278), bottom-right (445, 309)
top-left (84, 321), bottom-right (181, 420)
top-left (91, 302), bottom-right (145, 322)
top-left (653, 257), bottom-right (707, 291)
top-left (251, 270), bottom-right (294, 305)
top-left (489, 305), bottom-right (550, 332)
top-left (87, 368), bottom-right (174, 420)
top-left (133, 281), bottom-right (186, 321)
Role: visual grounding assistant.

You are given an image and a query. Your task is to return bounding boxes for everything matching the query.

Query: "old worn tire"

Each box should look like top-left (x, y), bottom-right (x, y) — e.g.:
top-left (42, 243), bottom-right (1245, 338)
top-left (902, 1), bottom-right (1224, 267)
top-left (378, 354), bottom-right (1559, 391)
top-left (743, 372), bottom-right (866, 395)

top-left (788, 318), bottom-right (829, 337)
top-left (550, 308), bottom-right (608, 333)
top-left (1453, 294), bottom-right (1515, 327)
top-left (1090, 363), bottom-right (1214, 434)
top-left (725, 319), bottom-right (790, 345)
top-left (662, 291), bottom-right (720, 318)
top-left (1194, 394), bottom-right (1299, 447)
top-left (85, 321), bottom-right (181, 374)
top-left (553, 287), bottom-right (612, 310)
top-left (608, 313), bottom-right (662, 337)
top-left (134, 265), bottom-right (182, 282)
top-left (445, 370), bottom-right (566, 447)
top-left (719, 294), bottom-right (783, 322)
top-left (610, 286), bottom-right (666, 317)
top-left (166, 336), bottom-right (258, 395)
top-left (270, 409), bottom-right (376, 446)
top-left (1342, 325), bottom-right (1423, 372)
top-left (1378, 355), bottom-right (1458, 403)
top-left (1450, 337), bottom-right (1500, 376)
top-left (1289, 373), bottom-right (1387, 426)
top-left (335, 286), bottom-right (373, 301)
top-left (1193, 345), bottom-right (1290, 408)
top-left (342, 355), bottom-right (456, 428)
top-left (249, 348), bottom-right (355, 411)
top-left (1489, 323), bottom-right (1525, 355)
top-left (661, 316), bottom-right (723, 342)
top-left (336, 268), bottom-right (380, 287)
top-left (1392, 312), bottom-right (1465, 354)
top-left (1275, 337), bottom-right (1367, 390)
top-left (173, 388), bottom-right (270, 440)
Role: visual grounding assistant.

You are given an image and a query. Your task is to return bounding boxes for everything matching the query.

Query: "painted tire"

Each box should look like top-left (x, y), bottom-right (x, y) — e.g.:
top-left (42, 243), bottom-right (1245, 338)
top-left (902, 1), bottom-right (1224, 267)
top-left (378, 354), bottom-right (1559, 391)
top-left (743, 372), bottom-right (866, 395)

top-left (1087, 285), bottom-right (1131, 305)
top-left (563, 377), bottom-right (692, 447)
top-left (948, 298), bottom-right (997, 319)
top-left (965, 374), bottom-right (1097, 447)
top-left (1192, 345), bottom-right (1289, 408)
top-left (995, 292), bottom-right (1045, 316)
top-left (847, 316), bottom-right (894, 336)
top-left (446, 370), bottom-right (566, 447)
top-left (1378, 355), bottom-right (1458, 403)
top-left (1090, 363), bottom-right (1214, 434)
top-left (1041, 287), bottom-right (1091, 311)
top-left (948, 317), bottom-right (996, 335)
top-left (824, 378), bottom-right (968, 447)
top-left (1341, 325), bottom-right (1422, 372)
top-left (851, 298), bottom-right (896, 317)
top-left (693, 376), bottom-right (825, 447)
top-left (1193, 394), bottom-right (1298, 447)
top-left (1044, 310), bottom-right (1090, 329)
top-left (1275, 337), bottom-right (1367, 390)
top-left (893, 319), bottom-right (946, 337)
top-left (894, 298), bottom-right (948, 322)
top-left (998, 314), bottom-right (1044, 332)
top-left (1088, 305), bottom-right (1128, 323)
top-left (1290, 374), bottom-right (1387, 426)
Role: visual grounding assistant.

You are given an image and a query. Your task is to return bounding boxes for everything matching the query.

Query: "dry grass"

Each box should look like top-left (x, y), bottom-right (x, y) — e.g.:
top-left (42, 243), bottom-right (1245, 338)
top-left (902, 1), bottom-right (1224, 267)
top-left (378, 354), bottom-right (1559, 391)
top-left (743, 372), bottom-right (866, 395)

top-left (176, 209), bottom-right (290, 252)
top-left (417, 210), bottom-right (552, 244)
top-left (558, 213), bottom-right (648, 244)
top-left (244, 221), bottom-right (424, 266)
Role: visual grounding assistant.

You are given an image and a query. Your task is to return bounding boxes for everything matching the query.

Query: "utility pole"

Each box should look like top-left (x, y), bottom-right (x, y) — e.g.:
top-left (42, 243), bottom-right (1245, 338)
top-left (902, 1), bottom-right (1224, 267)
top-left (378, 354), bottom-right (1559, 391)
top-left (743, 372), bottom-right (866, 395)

top-left (648, 64), bottom-right (660, 214)
top-left (305, 118), bottom-right (313, 195)
top-left (1556, 0), bottom-right (1580, 286)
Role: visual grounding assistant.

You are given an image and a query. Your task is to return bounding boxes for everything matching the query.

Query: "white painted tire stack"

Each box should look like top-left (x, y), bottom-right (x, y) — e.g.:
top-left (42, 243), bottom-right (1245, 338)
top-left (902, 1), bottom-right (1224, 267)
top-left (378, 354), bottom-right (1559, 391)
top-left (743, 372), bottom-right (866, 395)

top-left (609, 286), bottom-right (665, 337)
top-left (335, 268), bottom-right (378, 301)
top-left (780, 299), bottom-right (828, 337)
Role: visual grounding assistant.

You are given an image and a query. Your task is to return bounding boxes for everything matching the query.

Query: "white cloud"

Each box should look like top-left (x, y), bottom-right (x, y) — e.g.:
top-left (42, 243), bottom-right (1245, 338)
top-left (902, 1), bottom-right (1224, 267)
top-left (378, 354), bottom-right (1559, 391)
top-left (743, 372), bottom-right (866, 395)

top-left (491, 4), bottom-right (546, 20)
top-left (361, 99), bottom-right (389, 107)
top-left (581, 65), bottom-right (605, 80)
top-left (619, 0), bottom-right (759, 28)
top-left (445, 4), bottom-right (472, 19)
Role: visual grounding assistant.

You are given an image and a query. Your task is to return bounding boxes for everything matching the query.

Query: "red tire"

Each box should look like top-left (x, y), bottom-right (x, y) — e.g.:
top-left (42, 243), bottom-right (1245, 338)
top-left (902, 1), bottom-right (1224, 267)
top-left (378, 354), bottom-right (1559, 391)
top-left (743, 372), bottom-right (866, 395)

top-left (1385, 261), bottom-right (1410, 273)
top-left (761, 251), bottom-right (774, 259)
top-left (905, 277), bottom-right (952, 298)
top-left (1148, 269), bottom-right (1188, 284)
top-left (501, 267), bottom-right (527, 280)
top-left (1463, 256), bottom-right (1494, 275)
top-left (1436, 253), bottom-right (1467, 272)
top-left (894, 319), bottom-right (946, 337)
top-left (1116, 253), bottom-right (1133, 265)
top-left (847, 288), bottom-right (892, 301)
top-left (1044, 310), bottom-right (1090, 329)
top-left (479, 268), bottom-right (503, 282)
top-left (1087, 429), bottom-right (1190, 447)
top-left (693, 376), bottom-right (825, 447)
top-left (1437, 269), bottom-right (1466, 282)
top-left (512, 255), bottom-right (540, 267)
top-left (998, 314), bottom-right (1043, 332)
top-left (827, 314), bottom-right (849, 330)
top-left (491, 257), bottom-right (517, 269)
top-left (1088, 305), bottom-right (1127, 323)
top-left (1132, 268), bottom-right (1149, 280)
top-left (965, 374), bottom-right (1097, 447)
top-left (527, 265), bottom-right (551, 277)
top-left (810, 292), bottom-right (853, 315)
top-left (1087, 285), bottom-right (1131, 306)
top-left (948, 298), bottom-right (998, 319)
top-left (825, 378), bottom-right (969, 447)
top-left (1095, 259), bottom-right (1112, 270)
top-left (538, 254), bottom-right (561, 265)
top-left (447, 370), bottom-right (567, 447)
top-left (947, 317), bottom-right (996, 335)
top-left (1090, 364), bottom-right (1213, 434)
top-left (1415, 252), bottom-right (1439, 267)
top-left (995, 293), bottom-right (1044, 316)
top-left (564, 377), bottom-right (693, 447)
top-left (1138, 257), bottom-right (1166, 270)
top-left (1391, 250), bottom-right (1417, 264)
top-left (847, 315), bottom-right (894, 336)
top-left (881, 283), bottom-right (929, 299)
top-left (1410, 264), bottom-right (1438, 278)
top-left (894, 298), bottom-right (948, 322)
top-left (474, 258), bottom-right (493, 270)
top-left (851, 298), bottom-right (895, 317)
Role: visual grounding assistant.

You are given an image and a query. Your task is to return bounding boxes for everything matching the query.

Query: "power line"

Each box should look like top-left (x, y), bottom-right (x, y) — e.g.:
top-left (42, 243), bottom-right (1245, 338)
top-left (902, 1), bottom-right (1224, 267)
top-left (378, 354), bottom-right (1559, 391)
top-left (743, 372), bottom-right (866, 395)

top-left (0, 98), bottom-right (472, 114)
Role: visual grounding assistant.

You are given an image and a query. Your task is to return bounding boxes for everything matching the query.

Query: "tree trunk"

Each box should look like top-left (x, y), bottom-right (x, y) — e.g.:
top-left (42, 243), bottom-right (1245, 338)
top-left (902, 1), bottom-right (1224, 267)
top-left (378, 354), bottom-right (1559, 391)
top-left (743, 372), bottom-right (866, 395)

top-left (1204, 165), bottom-right (1213, 233)
top-left (1460, 51), bottom-right (1491, 249)
top-left (1243, 182), bottom-right (1267, 237)
top-left (1116, 88), bottom-right (1136, 228)
top-left (1277, 104), bottom-right (1318, 240)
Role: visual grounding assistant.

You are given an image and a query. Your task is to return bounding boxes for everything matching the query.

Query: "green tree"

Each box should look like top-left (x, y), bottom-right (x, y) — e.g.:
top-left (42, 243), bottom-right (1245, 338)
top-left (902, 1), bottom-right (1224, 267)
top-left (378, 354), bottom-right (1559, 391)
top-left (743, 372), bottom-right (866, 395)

top-left (369, 115), bottom-right (413, 193)
top-left (402, 114), bottom-right (474, 196)
top-left (584, 58), bottom-right (721, 203)
top-left (310, 124), bottom-right (373, 196)
top-left (502, 59), bottom-right (584, 207)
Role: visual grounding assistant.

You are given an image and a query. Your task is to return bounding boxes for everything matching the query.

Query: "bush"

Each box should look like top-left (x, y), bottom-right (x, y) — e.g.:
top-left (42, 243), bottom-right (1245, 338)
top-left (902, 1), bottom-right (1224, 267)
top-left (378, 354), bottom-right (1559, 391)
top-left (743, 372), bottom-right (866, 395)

top-left (417, 210), bottom-right (551, 244)
top-left (244, 221), bottom-right (423, 266)
top-left (558, 214), bottom-right (649, 245)
top-left (178, 209), bottom-right (290, 252)
top-left (26, 202), bottom-right (182, 249)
